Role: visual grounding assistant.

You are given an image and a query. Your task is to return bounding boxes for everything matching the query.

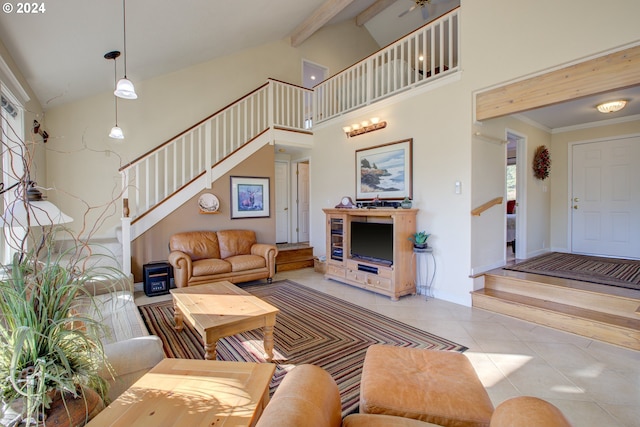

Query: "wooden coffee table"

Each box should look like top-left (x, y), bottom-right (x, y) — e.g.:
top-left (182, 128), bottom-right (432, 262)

top-left (86, 358), bottom-right (275, 427)
top-left (171, 281), bottom-right (280, 361)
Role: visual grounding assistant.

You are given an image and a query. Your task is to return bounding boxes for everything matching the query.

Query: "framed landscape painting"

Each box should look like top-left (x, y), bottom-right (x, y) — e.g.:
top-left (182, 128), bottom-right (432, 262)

top-left (356, 139), bottom-right (413, 200)
top-left (230, 176), bottom-right (270, 219)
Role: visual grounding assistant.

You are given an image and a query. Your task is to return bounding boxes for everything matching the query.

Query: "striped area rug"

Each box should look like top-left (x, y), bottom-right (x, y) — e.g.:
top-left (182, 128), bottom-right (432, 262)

top-left (504, 252), bottom-right (640, 291)
top-left (138, 280), bottom-right (466, 416)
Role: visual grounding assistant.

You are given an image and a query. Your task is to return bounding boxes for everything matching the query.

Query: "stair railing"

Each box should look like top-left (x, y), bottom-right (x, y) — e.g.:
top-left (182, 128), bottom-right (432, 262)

top-left (314, 7), bottom-right (459, 123)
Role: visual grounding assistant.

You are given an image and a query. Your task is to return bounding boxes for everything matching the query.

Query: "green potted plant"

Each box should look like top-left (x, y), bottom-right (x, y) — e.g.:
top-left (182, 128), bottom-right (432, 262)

top-left (409, 231), bottom-right (431, 249)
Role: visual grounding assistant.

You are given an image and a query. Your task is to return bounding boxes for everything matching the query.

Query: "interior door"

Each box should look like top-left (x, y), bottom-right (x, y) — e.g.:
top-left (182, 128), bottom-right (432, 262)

top-left (297, 162), bottom-right (310, 242)
top-left (275, 161), bottom-right (289, 243)
top-left (571, 136), bottom-right (640, 258)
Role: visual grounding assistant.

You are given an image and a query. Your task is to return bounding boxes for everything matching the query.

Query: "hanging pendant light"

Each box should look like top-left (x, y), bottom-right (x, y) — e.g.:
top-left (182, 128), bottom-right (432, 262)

top-left (114, 0), bottom-right (137, 100)
top-left (105, 51), bottom-right (125, 139)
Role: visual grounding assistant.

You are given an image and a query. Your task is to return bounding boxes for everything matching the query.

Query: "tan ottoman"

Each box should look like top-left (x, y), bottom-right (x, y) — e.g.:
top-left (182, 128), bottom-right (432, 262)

top-left (359, 345), bottom-right (494, 427)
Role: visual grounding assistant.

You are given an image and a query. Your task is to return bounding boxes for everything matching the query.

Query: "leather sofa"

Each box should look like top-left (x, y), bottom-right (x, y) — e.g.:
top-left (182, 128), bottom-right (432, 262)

top-left (255, 364), bottom-right (573, 427)
top-left (168, 230), bottom-right (278, 288)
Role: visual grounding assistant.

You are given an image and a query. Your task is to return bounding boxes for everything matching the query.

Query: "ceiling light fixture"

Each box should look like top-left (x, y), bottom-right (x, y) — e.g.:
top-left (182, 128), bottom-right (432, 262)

top-left (114, 0), bottom-right (138, 100)
top-left (596, 100), bottom-right (627, 113)
top-left (344, 117), bottom-right (387, 138)
top-left (105, 50), bottom-right (125, 140)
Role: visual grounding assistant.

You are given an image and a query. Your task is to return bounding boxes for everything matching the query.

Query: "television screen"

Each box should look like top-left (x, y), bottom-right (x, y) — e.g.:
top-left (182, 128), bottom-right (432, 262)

top-left (350, 221), bottom-right (394, 265)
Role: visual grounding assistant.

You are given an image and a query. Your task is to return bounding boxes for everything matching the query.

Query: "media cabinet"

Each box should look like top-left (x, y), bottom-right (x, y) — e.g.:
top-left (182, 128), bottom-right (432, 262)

top-left (323, 208), bottom-right (417, 300)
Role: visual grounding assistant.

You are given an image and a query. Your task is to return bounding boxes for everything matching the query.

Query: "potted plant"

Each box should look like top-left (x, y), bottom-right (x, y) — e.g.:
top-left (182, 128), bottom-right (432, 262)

top-left (409, 231), bottom-right (431, 249)
top-left (0, 118), bottom-right (118, 425)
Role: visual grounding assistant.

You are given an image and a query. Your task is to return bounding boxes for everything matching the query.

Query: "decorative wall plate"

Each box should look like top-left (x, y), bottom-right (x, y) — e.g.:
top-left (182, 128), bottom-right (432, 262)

top-left (198, 193), bottom-right (220, 213)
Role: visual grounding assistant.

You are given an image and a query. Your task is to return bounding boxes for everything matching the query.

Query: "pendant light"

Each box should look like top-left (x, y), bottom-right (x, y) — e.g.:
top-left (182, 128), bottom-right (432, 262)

top-left (114, 0), bottom-right (137, 100)
top-left (105, 51), bottom-right (125, 139)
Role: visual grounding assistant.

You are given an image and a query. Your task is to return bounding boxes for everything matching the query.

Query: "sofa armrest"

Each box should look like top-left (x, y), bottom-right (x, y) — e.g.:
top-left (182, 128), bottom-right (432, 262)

top-left (251, 243), bottom-right (278, 278)
top-left (168, 250), bottom-right (193, 288)
top-left (489, 396), bottom-right (572, 427)
top-left (100, 336), bottom-right (165, 402)
top-left (256, 364), bottom-right (342, 427)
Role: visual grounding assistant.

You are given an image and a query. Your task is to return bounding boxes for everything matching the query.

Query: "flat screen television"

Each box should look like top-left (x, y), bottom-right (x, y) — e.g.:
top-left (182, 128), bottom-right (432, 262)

top-left (350, 221), bottom-right (394, 265)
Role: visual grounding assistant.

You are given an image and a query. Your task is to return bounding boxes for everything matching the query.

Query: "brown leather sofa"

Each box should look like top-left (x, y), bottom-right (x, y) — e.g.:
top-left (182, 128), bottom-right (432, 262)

top-left (168, 230), bottom-right (278, 288)
top-left (255, 364), bottom-right (573, 427)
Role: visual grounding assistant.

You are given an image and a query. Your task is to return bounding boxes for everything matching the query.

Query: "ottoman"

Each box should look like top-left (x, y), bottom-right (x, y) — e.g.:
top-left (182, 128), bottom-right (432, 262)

top-left (359, 345), bottom-right (494, 427)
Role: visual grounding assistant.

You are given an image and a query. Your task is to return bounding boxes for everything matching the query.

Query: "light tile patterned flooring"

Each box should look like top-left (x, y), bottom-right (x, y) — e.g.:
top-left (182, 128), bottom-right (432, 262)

top-left (136, 268), bottom-right (640, 426)
top-left (274, 269), bottom-right (639, 427)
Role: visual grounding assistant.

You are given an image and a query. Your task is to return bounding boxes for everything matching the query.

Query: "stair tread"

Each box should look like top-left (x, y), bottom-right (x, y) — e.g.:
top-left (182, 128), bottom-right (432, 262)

top-left (473, 288), bottom-right (640, 329)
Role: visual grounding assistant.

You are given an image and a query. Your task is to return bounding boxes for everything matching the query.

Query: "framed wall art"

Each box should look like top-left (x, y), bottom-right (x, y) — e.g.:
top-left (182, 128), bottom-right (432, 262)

top-left (355, 138), bottom-right (413, 200)
top-left (230, 176), bottom-right (270, 219)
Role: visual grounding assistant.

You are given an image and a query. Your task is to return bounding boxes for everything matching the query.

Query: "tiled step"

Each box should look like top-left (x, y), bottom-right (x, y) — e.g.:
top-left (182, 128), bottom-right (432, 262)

top-left (276, 246), bottom-right (314, 272)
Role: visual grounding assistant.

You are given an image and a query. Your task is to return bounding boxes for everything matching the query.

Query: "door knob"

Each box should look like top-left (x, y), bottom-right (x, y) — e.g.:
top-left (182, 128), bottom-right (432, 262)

top-left (573, 197), bottom-right (579, 202)
top-left (573, 205), bottom-right (579, 210)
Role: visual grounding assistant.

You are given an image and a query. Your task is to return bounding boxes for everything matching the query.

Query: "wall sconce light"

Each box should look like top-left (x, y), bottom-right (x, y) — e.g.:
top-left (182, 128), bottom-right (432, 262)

top-left (344, 117), bottom-right (387, 138)
top-left (32, 120), bottom-right (49, 143)
top-left (596, 100), bottom-right (627, 113)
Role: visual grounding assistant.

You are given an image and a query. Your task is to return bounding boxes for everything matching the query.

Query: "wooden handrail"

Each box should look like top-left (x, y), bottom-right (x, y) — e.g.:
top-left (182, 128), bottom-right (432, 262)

top-left (471, 197), bottom-right (503, 216)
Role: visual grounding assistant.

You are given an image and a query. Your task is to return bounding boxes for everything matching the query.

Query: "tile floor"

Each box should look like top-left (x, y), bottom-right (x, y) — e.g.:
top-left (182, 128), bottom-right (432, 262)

top-left (135, 268), bottom-right (640, 427)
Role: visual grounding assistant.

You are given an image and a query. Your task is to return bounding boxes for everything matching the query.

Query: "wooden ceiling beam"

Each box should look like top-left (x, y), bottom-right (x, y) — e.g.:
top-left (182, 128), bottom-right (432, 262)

top-left (476, 45), bottom-right (640, 122)
top-left (290, 0), bottom-right (355, 48)
top-left (356, 0), bottom-right (398, 26)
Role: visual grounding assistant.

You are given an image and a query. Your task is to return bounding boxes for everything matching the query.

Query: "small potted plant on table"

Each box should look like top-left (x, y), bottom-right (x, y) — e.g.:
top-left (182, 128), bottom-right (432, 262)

top-left (409, 231), bottom-right (431, 251)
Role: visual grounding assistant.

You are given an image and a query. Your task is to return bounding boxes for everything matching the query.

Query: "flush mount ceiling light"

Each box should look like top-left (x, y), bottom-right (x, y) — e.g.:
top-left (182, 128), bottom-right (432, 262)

top-left (596, 100), bottom-right (627, 113)
top-left (105, 50), bottom-right (125, 140)
top-left (114, 0), bottom-right (138, 100)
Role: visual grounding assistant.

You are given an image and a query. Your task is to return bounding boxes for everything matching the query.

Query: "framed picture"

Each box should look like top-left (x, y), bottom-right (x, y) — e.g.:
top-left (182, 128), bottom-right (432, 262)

top-left (356, 139), bottom-right (413, 200)
top-left (230, 176), bottom-right (270, 219)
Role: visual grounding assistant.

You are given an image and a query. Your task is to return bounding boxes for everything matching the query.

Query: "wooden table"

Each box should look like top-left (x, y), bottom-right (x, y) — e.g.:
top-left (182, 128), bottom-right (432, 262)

top-left (87, 358), bottom-right (275, 427)
top-left (171, 281), bottom-right (280, 361)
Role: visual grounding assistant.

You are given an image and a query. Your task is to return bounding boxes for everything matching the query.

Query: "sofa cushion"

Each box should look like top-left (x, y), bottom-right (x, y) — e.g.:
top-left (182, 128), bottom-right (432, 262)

top-left (217, 230), bottom-right (257, 259)
top-left (169, 231), bottom-right (221, 260)
top-left (226, 254), bottom-right (266, 272)
top-left (192, 258), bottom-right (232, 276)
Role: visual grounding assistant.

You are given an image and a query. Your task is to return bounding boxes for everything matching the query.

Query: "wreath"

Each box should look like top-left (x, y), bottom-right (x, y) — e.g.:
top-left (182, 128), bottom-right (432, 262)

top-left (532, 145), bottom-right (551, 180)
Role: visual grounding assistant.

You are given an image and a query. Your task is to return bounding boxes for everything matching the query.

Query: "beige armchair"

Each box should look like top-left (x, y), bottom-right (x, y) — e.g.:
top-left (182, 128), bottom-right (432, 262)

top-left (168, 229), bottom-right (278, 288)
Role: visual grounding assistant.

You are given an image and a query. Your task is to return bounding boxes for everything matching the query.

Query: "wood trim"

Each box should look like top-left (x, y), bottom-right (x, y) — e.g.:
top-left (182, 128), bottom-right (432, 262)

top-left (356, 0), bottom-right (397, 26)
top-left (290, 0), bottom-right (355, 48)
top-left (471, 197), bottom-right (503, 216)
top-left (476, 45), bottom-right (640, 122)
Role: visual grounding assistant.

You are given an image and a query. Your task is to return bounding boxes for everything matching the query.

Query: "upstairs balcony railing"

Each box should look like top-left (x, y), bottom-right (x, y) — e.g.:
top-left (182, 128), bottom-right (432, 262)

top-left (119, 79), bottom-right (312, 222)
top-left (314, 8), bottom-right (459, 123)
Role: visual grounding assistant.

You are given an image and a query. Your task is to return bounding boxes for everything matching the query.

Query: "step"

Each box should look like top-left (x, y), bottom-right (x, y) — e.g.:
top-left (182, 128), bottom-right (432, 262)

top-left (484, 270), bottom-right (640, 320)
top-left (276, 246), bottom-right (314, 272)
top-left (472, 288), bottom-right (640, 351)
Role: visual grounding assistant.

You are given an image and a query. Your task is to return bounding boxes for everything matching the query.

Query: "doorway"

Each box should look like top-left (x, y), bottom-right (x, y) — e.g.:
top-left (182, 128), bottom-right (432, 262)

top-left (570, 135), bottom-right (640, 259)
top-left (506, 130), bottom-right (526, 261)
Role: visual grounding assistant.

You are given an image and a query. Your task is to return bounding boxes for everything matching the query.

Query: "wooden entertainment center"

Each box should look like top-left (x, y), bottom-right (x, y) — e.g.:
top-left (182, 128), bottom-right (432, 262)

top-left (323, 208), bottom-right (417, 300)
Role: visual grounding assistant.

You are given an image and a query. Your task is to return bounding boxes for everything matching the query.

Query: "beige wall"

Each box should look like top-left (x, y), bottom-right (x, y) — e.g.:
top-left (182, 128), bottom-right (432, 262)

top-left (42, 19), bottom-right (379, 239)
top-left (130, 144), bottom-right (275, 282)
top-left (309, 0), bottom-right (640, 305)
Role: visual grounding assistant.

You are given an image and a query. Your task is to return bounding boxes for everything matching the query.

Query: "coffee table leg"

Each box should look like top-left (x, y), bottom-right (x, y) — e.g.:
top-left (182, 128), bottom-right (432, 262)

top-left (204, 331), bottom-right (218, 360)
top-left (173, 300), bottom-right (183, 332)
top-left (263, 316), bottom-right (276, 362)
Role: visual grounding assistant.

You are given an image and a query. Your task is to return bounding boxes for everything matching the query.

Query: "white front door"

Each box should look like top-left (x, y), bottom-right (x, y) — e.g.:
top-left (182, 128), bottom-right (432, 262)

top-left (275, 161), bottom-right (289, 243)
top-left (571, 136), bottom-right (640, 258)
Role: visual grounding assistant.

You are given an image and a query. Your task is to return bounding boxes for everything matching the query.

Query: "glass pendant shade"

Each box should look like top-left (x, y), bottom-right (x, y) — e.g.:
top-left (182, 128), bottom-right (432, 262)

top-left (114, 78), bottom-right (138, 99)
top-left (109, 125), bottom-right (124, 139)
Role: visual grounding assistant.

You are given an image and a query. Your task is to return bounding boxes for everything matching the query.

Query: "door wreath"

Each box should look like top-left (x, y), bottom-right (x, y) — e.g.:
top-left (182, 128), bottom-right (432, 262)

top-left (532, 145), bottom-right (551, 180)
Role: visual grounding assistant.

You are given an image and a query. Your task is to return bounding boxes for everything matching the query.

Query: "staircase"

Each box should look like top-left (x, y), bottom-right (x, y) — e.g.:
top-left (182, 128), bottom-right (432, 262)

top-left (472, 269), bottom-right (640, 351)
top-left (276, 243), bottom-right (314, 272)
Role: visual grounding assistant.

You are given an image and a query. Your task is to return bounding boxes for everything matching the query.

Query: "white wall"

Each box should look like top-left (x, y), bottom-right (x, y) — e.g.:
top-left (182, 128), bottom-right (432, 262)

top-left (311, 0), bottom-right (640, 307)
top-left (42, 20), bottom-right (380, 238)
